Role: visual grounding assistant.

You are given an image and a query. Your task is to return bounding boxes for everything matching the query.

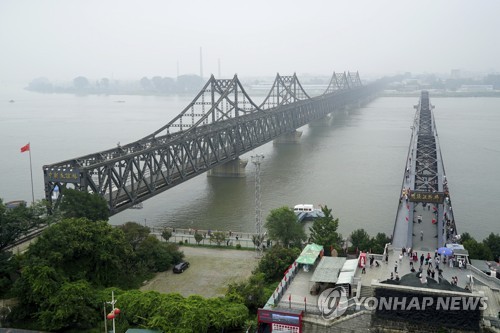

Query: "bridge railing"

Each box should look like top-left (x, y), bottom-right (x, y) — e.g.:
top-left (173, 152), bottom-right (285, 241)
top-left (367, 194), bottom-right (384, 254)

top-left (469, 264), bottom-right (500, 290)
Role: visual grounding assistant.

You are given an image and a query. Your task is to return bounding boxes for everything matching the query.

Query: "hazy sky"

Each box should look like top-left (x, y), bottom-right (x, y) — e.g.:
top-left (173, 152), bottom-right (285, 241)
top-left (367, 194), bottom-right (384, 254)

top-left (1, 0), bottom-right (499, 83)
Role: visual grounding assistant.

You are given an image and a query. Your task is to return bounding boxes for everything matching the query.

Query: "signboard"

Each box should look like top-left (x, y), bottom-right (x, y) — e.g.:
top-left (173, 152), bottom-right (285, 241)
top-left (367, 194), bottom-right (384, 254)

top-left (258, 309), bottom-right (302, 326)
top-left (45, 168), bottom-right (81, 183)
top-left (409, 191), bottom-right (444, 204)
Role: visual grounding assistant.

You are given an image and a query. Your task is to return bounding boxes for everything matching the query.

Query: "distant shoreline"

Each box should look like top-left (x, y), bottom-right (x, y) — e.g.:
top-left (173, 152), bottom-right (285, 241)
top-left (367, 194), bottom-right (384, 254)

top-left (381, 91), bottom-right (500, 98)
top-left (24, 87), bottom-right (500, 99)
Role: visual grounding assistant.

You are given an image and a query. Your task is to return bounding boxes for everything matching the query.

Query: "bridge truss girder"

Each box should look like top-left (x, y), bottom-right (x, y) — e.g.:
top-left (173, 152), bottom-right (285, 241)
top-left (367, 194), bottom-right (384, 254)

top-left (413, 93), bottom-right (440, 193)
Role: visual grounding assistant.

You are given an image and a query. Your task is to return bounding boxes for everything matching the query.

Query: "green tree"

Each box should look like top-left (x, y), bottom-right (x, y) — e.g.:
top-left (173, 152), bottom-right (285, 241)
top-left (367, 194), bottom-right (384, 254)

top-left (254, 245), bottom-right (300, 282)
top-left (0, 200), bottom-right (52, 298)
top-left (73, 76), bottom-right (89, 90)
top-left (135, 236), bottom-right (183, 272)
top-left (0, 251), bottom-right (19, 297)
top-left (59, 188), bottom-right (109, 221)
top-left (27, 77), bottom-right (53, 93)
top-left (194, 232), bottom-right (203, 245)
top-left (463, 238), bottom-right (494, 260)
top-left (10, 217), bottom-right (186, 330)
top-left (161, 228), bottom-right (172, 242)
top-left (0, 199), bottom-right (42, 251)
top-left (118, 290), bottom-right (248, 332)
top-left (308, 205), bottom-right (341, 255)
top-left (37, 280), bottom-right (99, 331)
top-left (210, 231), bottom-right (226, 246)
top-left (370, 232), bottom-right (391, 254)
top-left (482, 233), bottom-right (500, 262)
top-left (350, 228), bottom-right (371, 252)
top-left (265, 206), bottom-right (306, 248)
top-left (460, 232), bottom-right (475, 243)
top-left (226, 273), bottom-right (271, 312)
top-left (151, 76), bottom-right (163, 91)
top-left (140, 76), bottom-right (152, 90)
top-left (120, 221), bottom-right (151, 250)
top-left (21, 218), bottom-right (133, 288)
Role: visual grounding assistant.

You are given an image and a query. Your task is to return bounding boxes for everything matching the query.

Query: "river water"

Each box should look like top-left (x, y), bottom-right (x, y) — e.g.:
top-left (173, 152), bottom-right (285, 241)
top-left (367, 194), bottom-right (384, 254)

top-left (1, 85), bottom-right (498, 240)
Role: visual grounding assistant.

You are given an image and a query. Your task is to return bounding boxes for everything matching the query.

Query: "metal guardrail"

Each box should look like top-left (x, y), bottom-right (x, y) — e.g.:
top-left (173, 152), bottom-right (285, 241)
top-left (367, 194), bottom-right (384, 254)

top-left (3, 226), bottom-right (48, 252)
top-left (151, 227), bottom-right (267, 249)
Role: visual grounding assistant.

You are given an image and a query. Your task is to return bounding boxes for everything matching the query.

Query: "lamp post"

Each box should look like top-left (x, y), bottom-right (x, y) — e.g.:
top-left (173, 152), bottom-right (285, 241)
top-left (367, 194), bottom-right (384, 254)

top-left (251, 154), bottom-right (264, 254)
top-left (105, 291), bottom-right (120, 333)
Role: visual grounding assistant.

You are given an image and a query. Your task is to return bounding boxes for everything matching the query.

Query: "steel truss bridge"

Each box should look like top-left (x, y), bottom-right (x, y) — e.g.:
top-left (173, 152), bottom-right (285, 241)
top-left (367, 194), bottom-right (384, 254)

top-left (43, 71), bottom-right (387, 216)
top-left (391, 90), bottom-right (455, 249)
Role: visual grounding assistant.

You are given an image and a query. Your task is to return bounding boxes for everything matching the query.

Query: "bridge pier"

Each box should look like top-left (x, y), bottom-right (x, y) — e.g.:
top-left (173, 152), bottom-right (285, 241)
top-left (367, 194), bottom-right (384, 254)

top-left (309, 113), bottom-right (335, 127)
top-left (273, 130), bottom-right (303, 144)
top-left (207, 158), bottom-right (248, 177)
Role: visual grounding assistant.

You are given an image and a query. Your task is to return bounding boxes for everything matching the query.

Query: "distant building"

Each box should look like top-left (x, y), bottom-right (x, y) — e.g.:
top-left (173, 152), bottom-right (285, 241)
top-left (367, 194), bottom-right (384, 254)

top-left (450, 69), bottom-right (461, 79)
top-left (458, 84), bottom-right (494, 92)
top-left (5, 200), bottom-right (27, 209)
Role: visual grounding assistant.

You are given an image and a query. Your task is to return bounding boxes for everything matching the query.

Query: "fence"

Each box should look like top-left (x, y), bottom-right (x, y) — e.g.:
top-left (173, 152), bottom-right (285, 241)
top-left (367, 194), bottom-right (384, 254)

top-left (150, 227), bottom-right (270, 249)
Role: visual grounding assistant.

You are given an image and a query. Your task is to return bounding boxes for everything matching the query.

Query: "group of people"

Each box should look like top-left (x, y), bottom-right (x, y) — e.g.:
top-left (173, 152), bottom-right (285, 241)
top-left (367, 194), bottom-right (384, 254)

top-left (392, 246), bottom-right (467, 282)
top-left (400, 187), bottom-right (412, 203)
top-left (361, 255), bottom-right (381, 274)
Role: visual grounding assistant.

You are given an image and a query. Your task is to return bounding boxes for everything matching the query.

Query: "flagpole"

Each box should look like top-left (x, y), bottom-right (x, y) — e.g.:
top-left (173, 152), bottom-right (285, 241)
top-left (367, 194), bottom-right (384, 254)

top-left (28, 142), bottom-right (35, 206)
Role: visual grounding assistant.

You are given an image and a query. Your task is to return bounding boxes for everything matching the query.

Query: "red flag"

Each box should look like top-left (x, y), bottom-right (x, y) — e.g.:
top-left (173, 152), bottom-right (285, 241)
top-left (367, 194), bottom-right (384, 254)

top-left (20, 143), bottom-right (30, 153)
top-left (288, 294), bottom-right (291, 301)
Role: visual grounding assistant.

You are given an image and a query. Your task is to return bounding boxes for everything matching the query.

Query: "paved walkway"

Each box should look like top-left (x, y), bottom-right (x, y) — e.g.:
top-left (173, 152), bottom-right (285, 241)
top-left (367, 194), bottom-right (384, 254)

top-left (360, 247), bottom-right (475, 290)
top-left (151, 227), bottom-right (268, 249)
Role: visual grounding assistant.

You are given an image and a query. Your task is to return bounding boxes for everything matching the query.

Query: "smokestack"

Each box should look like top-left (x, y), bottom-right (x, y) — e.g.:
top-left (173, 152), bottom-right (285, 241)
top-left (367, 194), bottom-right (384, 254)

top-left (176, 61), bottom-right (179, 78)
top-left (218, 58), bottom-right (221, 78)
top-left (199, 47), bottom-right (203, 79)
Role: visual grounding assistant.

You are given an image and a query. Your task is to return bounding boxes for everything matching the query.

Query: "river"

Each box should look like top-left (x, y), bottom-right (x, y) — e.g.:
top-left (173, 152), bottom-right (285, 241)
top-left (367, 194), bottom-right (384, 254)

top-left (1, 84), bottom-right (498, 241)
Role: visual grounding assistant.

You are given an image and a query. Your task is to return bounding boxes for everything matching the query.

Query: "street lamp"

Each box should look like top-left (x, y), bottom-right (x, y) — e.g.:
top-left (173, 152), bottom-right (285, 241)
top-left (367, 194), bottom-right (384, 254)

top-left (105, 290), bottom-right (120, 333)
top-left (251, 154), bottom-right (264, 254)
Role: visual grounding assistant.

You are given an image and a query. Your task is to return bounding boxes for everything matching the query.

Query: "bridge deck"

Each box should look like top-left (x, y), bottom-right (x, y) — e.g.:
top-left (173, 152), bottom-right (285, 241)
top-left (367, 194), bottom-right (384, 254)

top-left (392, 91), bottom-right (457, 253)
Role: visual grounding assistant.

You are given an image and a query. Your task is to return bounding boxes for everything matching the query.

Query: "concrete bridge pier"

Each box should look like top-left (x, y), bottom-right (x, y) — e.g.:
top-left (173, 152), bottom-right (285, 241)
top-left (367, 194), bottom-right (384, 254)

top-left (207, 158), bottom-right (248, 177)
top-left (309, 113), bottom-right (335, 127)
top-left (273, 130), bottom-right (303, 144)
top-left (344, 102), bottom-right (359, 111)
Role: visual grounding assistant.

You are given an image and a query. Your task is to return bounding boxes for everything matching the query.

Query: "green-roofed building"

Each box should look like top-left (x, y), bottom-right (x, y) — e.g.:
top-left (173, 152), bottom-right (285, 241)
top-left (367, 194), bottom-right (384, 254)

top-left (295, 243), bottom-right (323, 265)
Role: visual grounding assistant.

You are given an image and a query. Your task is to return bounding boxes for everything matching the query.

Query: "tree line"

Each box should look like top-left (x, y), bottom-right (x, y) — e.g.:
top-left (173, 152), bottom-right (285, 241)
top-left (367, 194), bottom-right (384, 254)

top-left (26, 75), bottom-right (205, 95)
top-left (0, 191), bottom-right (249, 332)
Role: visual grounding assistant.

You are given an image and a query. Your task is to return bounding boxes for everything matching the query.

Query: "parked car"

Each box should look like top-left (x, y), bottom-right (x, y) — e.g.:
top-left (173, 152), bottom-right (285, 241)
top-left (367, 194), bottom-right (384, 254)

top-left (173, 261), bottom-right (189, 273)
